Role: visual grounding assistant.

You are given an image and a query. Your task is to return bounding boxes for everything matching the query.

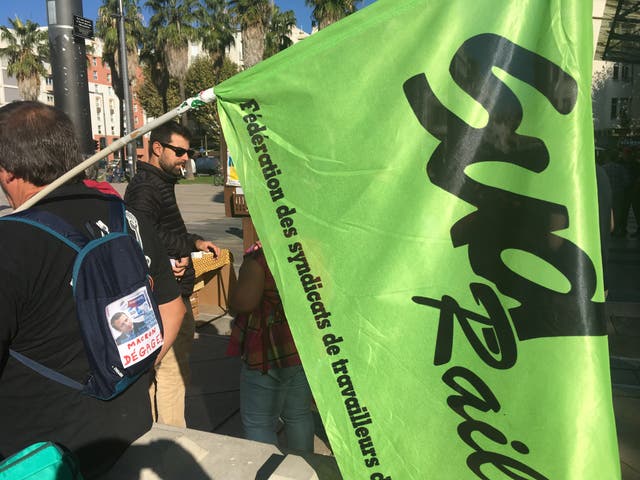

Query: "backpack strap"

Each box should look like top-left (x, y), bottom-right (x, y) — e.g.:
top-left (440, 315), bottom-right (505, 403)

top-left (0, 198), bottom-right (127, 250)
top-left (8, 350), bottom-right (84, 391)
top-left (0, 212), bottom-right (85, 251)
top-left (107, 198), bottom-right (127, 235)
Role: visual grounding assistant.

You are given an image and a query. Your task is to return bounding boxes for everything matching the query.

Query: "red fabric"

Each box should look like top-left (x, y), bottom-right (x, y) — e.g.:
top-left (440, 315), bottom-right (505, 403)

top-left (83, 180), bottom-right (121, 198)
top-left (227, 248), bottom-right (300, 371)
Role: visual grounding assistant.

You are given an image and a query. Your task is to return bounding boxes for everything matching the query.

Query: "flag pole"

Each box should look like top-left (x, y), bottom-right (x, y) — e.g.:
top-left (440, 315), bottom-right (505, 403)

top-left (15, 87), bottom-right (217, 213)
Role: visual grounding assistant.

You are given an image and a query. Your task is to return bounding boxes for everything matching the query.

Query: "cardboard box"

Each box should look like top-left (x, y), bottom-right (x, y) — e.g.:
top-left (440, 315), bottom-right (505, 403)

top-left (190, 250), bottom-right (236, 319)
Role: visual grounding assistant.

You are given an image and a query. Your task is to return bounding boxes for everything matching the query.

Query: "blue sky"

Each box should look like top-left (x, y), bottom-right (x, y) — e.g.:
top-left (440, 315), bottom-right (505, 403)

top-left (0, 0), bottom-right (376, 34)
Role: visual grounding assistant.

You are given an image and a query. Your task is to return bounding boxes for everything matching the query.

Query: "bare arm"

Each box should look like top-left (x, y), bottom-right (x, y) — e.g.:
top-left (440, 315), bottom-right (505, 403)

top-left (230, 256), bottom-right (265, 314)
top-left (155, 295), bottom-right (186, 364)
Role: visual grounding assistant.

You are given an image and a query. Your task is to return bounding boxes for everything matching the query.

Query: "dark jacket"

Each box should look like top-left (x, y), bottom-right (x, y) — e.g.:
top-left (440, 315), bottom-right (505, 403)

top-left (125, 161), bottom-right (202, 296)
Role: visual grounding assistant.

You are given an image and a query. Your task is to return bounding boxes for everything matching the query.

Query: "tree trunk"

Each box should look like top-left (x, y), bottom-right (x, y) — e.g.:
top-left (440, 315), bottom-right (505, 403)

top-left (242, 23), bottom-right (266, 69)
top-left (19, 75), bottom-right (40, 101)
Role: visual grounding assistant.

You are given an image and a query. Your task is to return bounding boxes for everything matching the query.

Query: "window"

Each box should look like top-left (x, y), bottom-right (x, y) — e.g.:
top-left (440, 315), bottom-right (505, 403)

top-left (92, 58), bottom-right (97, 67)
top-left (611, 97), bottom-right (632, 120)
top-left (133, 104), bottom-right (138, 113)
top-left (107, 73), bottom-right (111, 82)
top-left (3, 70), bottom-right (17, 86)
top-left (98, 124), bottom-right (102, 134)
top-left (612, 64), bottom-right (632, 82)
top-left (620, 97), bottom-right (631, 118)
top-left (622, 65), bottom-right (631, 82)
top-left (92, 71), bottom-right (97, 80)
top-left (45, 77), bottom-right (53, 86)
top-left (46, 94), bottom-right (54, 104)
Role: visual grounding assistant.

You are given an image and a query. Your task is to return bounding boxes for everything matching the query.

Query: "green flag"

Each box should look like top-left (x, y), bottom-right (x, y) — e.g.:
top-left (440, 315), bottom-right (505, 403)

top-left (216, 0), bottom-right (620, 478)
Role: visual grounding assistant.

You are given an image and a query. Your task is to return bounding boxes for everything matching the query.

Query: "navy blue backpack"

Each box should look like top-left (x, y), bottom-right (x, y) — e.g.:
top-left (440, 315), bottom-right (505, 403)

top-left (0, 198), bottom-right (164, 400)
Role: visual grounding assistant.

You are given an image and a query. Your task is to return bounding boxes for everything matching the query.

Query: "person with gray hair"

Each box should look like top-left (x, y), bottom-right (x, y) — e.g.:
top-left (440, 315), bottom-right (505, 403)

top-left (0, 101), bottom-right (185, 478)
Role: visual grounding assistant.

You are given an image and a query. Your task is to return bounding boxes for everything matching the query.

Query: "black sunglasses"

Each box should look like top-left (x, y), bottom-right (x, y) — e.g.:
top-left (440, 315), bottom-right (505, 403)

top-left (159, 142), bottom-right (194, 158)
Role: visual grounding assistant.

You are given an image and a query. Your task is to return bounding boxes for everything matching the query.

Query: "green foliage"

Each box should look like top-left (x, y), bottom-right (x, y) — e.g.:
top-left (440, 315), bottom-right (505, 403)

top-left (136, 64), bottom-right (180, 118)
top-left (228, 0), bottom-right (273, 29)
top-left (305, 0), bottom-right (362, 29)
top-left (146, 0), bottom-right (199, 88)
top-left (229, 0), bottom-right (272, 68)
top-left (217, 56), bottom-right (240, 82)
top-left (186, 56), bottom-right (239, 152)
top-left (95, 0), bottom-right (144, 101)
top-left (198, 0), bottom-right (236, 64)
top-left (177, 174), bottom-right (224, 185)
top-left (265, 7), bottom-right (296, 59)
top-left (0, 17), bottom-right (49, 101)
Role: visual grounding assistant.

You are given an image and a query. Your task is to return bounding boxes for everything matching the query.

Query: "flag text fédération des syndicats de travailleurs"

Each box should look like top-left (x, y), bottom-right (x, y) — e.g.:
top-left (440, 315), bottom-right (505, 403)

top-left (216, 1), bottom-right (620, 478)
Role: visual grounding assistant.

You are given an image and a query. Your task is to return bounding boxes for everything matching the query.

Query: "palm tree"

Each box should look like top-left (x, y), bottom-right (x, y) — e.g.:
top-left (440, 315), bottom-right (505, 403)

top-left (198, 0), bottom-right (235, 67)
top-left (0, 17), bottom-right (49, 101)
top-left (146, 0), bottom-right (200, 177)
top-left (139, 32), bottom-right (171, 113)
top-left (228, 0), bottom-right (272, 69)
top-left (305, 0), bottom-right (362, 30)
top-left (146, 0), bottom-right (198, 102)
top-left (264, 6), bottom-right (296, 59)
top-left (95, 0), bottom-right (144, 139)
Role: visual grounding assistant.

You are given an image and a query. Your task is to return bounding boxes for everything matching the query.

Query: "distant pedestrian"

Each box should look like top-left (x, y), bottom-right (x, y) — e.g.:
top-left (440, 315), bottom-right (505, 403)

top-left (603, 152), bottom-right (633, 237)
top-left (228, 242), bottom-right (314, 453)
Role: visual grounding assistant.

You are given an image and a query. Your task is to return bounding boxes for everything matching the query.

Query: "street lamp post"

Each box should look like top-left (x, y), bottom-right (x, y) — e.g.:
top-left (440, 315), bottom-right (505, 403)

top-left (115, 0), bottom-right (136, 176)
top-left (46, 0), bottom-right (93, 157)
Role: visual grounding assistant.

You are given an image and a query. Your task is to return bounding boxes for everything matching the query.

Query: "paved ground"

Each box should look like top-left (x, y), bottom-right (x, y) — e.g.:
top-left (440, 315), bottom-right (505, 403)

top-left (1, 181), bottom-right (639, 478)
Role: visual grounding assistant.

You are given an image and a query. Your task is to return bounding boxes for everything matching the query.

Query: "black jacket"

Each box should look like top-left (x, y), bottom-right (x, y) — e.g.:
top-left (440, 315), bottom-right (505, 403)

top-left (125, 161), bottom-right (202, 296)
top-left (0, 182), bottom-right (178, 477)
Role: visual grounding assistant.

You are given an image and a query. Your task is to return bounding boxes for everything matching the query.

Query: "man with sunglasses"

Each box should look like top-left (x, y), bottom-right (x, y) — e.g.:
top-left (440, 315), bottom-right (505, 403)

top-left (125, 121), bottom-right (221, 427)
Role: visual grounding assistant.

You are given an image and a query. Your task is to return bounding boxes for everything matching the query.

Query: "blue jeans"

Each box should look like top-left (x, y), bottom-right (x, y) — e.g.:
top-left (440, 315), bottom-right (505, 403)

top-left (240, 363), bottom-right (314, 452)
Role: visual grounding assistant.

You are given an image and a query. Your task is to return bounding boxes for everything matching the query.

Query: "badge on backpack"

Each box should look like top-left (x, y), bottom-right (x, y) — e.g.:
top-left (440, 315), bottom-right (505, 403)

top-left (107, 287), bottom-right (163, 367)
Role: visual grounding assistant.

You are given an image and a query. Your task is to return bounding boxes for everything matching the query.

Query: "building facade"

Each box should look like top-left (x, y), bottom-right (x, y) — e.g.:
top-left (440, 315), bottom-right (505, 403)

top-left (1, 22), bottom-right (311, 167)
top-left (0, 32), bottom-right (148, 164)
top-left (86, 38), bottom-right (148, 163)
top-left (592, 0), bottom-right (640, 154)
